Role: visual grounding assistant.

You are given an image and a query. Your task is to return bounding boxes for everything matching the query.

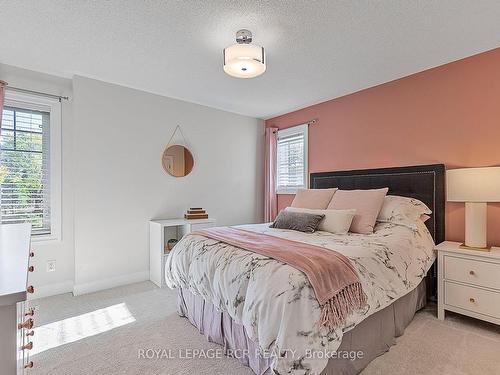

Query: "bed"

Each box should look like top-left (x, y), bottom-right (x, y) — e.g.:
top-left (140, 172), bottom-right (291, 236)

top-left (165, 164), bottom-right (445, 375)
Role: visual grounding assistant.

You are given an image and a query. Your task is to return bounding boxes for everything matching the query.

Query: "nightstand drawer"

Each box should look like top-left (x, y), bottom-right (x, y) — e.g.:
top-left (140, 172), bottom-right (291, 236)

top-left (190, 223), bottom-right (214, 232)
top-left (444, 255), bottom-right (500, 290)
top-left (445, 282), bottom-right (500, 319)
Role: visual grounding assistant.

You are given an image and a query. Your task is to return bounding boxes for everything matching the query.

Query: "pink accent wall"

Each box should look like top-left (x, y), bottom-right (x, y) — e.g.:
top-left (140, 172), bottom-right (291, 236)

top-left (266, 48), bottom-right (500, 246)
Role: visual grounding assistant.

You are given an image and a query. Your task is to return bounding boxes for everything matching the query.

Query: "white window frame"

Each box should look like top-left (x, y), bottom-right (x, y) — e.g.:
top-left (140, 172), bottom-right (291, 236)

top-left (276, 124), bottom-right (309, 194)
top-left (2, 90), bottom-right (62, 242)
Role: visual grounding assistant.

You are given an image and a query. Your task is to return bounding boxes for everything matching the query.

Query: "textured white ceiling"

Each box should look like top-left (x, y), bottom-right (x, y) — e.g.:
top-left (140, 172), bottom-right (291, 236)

top-left (0, 1), bottom-right (499, 119)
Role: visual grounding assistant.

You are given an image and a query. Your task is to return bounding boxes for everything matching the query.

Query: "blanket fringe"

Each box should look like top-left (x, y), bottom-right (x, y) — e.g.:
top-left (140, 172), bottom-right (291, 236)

top-left (320, 282), bottom-right (367, 329)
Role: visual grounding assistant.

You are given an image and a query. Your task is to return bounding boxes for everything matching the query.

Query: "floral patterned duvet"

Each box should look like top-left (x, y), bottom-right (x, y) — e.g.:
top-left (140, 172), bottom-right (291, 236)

top-left (165, 220), bottom-right (435, 375)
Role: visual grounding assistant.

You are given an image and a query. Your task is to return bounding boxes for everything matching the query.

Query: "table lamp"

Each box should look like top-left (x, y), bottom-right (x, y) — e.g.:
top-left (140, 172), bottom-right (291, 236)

top-left (447, 167), bottom-right (500, 251)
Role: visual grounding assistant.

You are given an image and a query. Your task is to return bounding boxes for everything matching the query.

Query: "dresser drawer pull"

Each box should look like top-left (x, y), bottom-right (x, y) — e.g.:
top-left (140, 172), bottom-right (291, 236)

top-left (469, 297), bottom-right (475, 303)
top-left (22, 342), bottom-right (33, 350)
top-left (30, 251), bottom-right (35, 258)
top-left (18, 319), bottom-right (33, 330)
top-left (25, 308), bottom-right (35, 316)
top-left (24, 361), bottom-right (34, 369)
top-left (28, 265), bottom-right (35, 272)
top-left (27, 285), bottom-right (34, 294)
top-left (26, 331), bottom-right (35, 337)
top-left (469, 270), bottom-right (475, 275)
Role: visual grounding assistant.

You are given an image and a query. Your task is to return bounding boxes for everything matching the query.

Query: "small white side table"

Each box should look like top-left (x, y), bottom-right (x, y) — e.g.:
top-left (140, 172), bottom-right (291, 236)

top-left (149, 218), bottom-right (216, 287)
top-left (436, 241), bottom-right (500, 325)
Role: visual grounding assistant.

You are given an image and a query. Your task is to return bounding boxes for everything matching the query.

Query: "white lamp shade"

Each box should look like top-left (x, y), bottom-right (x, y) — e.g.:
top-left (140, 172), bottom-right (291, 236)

top-left (223, 44), bottom-right (266, 78)
top-left (447, 167), bottom-right (500, 202)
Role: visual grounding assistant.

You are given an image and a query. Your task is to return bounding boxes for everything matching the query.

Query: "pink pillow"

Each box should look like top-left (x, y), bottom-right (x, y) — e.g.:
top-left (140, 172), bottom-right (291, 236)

top-left (291, 188), bottom-right (337, 209)
top-left (327, 188), bottom-right (389, 234)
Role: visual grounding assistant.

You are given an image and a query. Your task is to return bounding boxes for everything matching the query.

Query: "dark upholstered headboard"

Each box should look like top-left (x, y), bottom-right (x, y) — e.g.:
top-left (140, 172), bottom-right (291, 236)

top-left (310, 164), bottom-right (445, 244)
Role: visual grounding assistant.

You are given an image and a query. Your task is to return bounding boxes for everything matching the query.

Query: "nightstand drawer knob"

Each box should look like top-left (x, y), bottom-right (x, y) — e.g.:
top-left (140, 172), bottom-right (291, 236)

top-left (24, 361), bottom-right (33, 369)
top-left (27, 285), bottom-right (35, 294)
top-left (469, 297), bottom-right (475, 303)
top-left (28, 265), bottom-right (34, 272)
top-left (30, 251), bottom-right (35, 258)
top-left (469, 270), bottom-right (475, 275)
top-left (22, 342), bottom-right (33, 350)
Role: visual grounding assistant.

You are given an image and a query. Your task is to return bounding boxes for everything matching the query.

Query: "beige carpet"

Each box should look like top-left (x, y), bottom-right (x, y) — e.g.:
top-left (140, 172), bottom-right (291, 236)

top-left (28, 282), bottom-right (500, 375)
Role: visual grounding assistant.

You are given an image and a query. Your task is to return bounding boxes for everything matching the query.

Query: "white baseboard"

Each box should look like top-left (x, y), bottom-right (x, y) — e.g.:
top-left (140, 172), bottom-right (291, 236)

top-left (73, 270), bottom-right (149, 296)
top-left (29, 280), bottom-right (74, 300)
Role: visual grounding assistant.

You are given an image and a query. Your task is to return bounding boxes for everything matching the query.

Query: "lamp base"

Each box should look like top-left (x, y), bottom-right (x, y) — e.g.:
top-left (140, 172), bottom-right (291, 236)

top-left (459, 243), bottom-right (491, 252)
top-left (464, 202), bottom-right (488, 249)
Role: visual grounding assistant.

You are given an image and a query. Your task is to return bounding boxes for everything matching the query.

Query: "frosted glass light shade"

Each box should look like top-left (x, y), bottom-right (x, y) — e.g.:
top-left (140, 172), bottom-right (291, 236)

top-left (447, 167), bottom-right (500, 202)
top-left (223, 44), bottom-right (266, 78)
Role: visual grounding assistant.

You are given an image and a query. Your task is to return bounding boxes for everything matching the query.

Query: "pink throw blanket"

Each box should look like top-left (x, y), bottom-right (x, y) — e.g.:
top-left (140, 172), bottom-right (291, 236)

top-left (192, 227), bottom-right (367, 329)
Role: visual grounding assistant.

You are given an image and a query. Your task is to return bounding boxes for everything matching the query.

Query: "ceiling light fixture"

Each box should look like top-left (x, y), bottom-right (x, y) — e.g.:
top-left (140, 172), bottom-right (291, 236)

top-left (223, 29), bottom-right (266, 79)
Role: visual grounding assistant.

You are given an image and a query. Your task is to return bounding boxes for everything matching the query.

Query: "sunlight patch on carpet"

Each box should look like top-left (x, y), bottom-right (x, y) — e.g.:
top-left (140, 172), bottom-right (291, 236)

top-left (31, 303), bottom-right (135, 355)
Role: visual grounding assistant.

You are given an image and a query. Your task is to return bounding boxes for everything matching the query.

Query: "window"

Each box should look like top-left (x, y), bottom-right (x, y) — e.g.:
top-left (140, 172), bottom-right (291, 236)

top-left (0, 91), bottom-right (61, 239)
top-left (276, 124), bottom-right (308, 194)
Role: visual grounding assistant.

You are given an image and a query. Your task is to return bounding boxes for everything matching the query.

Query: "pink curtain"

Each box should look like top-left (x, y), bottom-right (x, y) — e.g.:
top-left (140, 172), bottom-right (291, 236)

top-left (264, 127), bottom-right (278, 222)
top-left (0, 81), bottom-right (6, 131)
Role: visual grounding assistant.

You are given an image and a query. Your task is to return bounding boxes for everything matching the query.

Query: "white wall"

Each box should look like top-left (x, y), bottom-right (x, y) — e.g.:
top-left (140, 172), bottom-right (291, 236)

top-left (0, 66), bottom-right (264, 298)
top-left (0, 64), bottom-right (75, 298)
top-left (72, 76), bottom-right (263, 294)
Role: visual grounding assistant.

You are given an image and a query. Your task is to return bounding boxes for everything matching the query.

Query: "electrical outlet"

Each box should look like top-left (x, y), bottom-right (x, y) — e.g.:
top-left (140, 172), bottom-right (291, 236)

top-left (46, 260), bottom-right (56, 272)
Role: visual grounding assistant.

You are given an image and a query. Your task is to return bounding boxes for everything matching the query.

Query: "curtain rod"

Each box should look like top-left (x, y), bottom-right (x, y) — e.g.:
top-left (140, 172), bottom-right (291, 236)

top-left (4, 83), bottom-right (69, 102)
top-left (271, 118), bottom-right (318, 133)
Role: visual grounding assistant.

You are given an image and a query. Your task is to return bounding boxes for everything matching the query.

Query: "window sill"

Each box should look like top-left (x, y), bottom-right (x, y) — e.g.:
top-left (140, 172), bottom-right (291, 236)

top-left (276, 189), bottom-right (300, 195)
top-left (31, 234), bottom-right (61, 243)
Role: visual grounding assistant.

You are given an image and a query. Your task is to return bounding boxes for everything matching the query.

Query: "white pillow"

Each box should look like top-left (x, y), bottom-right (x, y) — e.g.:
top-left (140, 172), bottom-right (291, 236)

top-left (286, 207), bottom-right (356, 234)
top-left (377, 195), bottom-right (432, 230)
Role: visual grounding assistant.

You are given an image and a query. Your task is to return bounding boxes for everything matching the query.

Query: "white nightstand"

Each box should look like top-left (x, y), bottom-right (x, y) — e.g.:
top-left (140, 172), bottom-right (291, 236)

top-left (436, 241), bottom-right (500, 325)
top-left (149, 218), bottom-right (216, 287)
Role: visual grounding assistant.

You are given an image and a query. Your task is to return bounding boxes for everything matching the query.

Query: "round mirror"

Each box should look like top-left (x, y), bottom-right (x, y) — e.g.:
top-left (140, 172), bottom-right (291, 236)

top-left (162, 145), bottom-right (194, 177)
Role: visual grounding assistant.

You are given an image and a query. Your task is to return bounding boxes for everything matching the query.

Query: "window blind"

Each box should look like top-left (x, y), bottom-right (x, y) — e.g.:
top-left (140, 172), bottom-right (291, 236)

top-left (276, 125), bottom-right (307, 192)
top-left (0, 106), bottom-right (51, 235)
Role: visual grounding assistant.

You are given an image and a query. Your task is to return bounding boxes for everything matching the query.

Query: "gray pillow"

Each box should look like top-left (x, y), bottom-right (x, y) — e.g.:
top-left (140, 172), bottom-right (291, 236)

top-left (270, 210), bottom-right (325, 233)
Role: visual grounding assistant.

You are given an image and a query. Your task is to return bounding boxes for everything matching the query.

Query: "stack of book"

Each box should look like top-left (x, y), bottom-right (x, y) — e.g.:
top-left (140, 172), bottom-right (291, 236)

top-left (184, 207), bottom-right (208, 220)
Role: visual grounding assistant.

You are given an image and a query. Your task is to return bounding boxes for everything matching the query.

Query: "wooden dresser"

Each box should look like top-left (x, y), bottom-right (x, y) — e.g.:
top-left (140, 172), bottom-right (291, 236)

top-left (0, 224), bottom-right (35, 375)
